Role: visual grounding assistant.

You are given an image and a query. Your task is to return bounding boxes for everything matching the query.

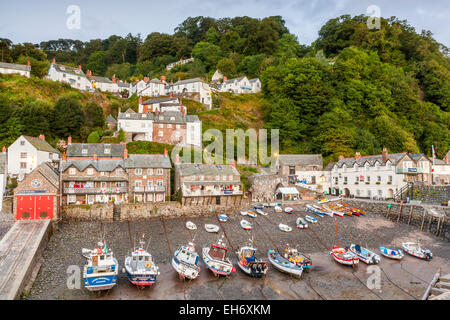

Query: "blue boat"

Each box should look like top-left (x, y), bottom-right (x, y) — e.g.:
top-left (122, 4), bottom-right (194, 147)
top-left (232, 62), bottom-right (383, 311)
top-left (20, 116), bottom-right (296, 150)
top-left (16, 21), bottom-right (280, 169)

top-left (124, 235), bottom-right (160, 286)
top-left (306, 205), bottom-right (324, 217)
top-left (172, 242), bottom-right (201, 280)
top-left (82, 241), bottom-right (118, 291)
top-left (267, 250), bottom-right (303, 278)
top-left (236, 238), bottom-right (268, 278)
top-left (218, 214), bottom-right (228, 222)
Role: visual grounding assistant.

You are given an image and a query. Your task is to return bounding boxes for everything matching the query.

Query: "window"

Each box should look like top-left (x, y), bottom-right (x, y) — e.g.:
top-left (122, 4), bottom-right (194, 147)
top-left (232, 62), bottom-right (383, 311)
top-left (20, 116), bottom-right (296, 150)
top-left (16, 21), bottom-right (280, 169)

top-left (170, 117), bottom-right (175, 121)
top-left (289, 166), bottom-right (295, 175)
top-left (135, 168), bottom-right (142, 175)
top-left (367, 176), bottom-right (371, 182)
top-left (156, 194), bottom-right (163, 202)
top-left (229, 175), bottom-right (233, 181)
top-left (159, 131), bottom-right (163, 137)
top-left (104, 148), bottom-right (111, 154)
top-left (100, 182), bottom-right (107, 188)
top-left (344, 177), bottom-right (348, 183)
top-left (378, 190), bottom-right (383, 196)
top-left (216, 175), bottom-right (220, 181)
top-left (334, 177), bottom-right (338, 184)
top-left (356, 190), bottom-right (360, 196)
top-left (156, 169), bottom-right (163, 175)
top-left (388, 175), bottom-right (392, 182)
top-left (367, 190), bottom-right (372, 197)
top-left (159, 124), bottom-right (163, 128)
top-left (116, 168), bottom-right (123, 174)
top-left (87, 168), bottom-right (94, 175)
top-left (69, 168), bottom-right (76, 175)
top-left (49, 153), bottom-right (53, 159)
top-left (147, 180), bottom-right (153, 187)
top-left (365, 163), bottom-right (370, 171)
top-left (147, 194), bottom-right (154, 202)
top-left (20, 152), bottom-right (27, 159)
top-left (157, 180), bottom-right (163, 187)
top-left (167, 124), bottom-right (172, 128)
top-left (82, 149), bottom-right (88, 155)
top-left (20, 140), bottom-right (25, 146)
top-left (20, 162), bottom-right (27, 169)
top-left (100, 172), bottom-right (105, 176)
top-left (147, 168), bottom-right (153, 175)
top-left (376, 163), bottom-right (380, 170)
top-left (355, 176), bottom-right (359, 182)
top-left (68, 195), bottom-right (76, 204)
top-left (176, 124), bottom-right (180, 129)
top-left (377, 176), bottom-right (381, 182)
top-left (135, 180), bottom-right (142, 187)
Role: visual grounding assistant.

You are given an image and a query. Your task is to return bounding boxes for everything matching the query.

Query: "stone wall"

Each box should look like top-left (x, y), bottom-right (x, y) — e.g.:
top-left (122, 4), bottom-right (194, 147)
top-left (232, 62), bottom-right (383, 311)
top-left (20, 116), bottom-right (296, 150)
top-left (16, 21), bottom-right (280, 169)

top-left (345, 199), bottom-right (450, 240)
top-left (248, 174), bottom-right (288, 203)
top-left (62, 204), bottom-right (114, 221)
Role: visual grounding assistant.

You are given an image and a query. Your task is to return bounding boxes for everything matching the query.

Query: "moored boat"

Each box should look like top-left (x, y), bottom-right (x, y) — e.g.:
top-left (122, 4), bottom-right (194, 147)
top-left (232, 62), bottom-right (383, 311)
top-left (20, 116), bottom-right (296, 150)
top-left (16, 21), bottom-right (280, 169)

top-left (267, 249), bottom-right (303, 278)
top-left (283, 244), bottom-right (312, 270)
top-left (186, 221), bottom-right (197, 230)
top-left (236, 239), bottom-right (268, 277)
top-left (82, 240), bottom-right (118, 291)
top-left (247, 211), bottom-right (257, 218)
top-left (305, 215), bottom-right (317, 223)
top-left (306, 205), bottom-right (324, 217)
top-left (330, 246), bottom-right (359, 266)
top-left (240, 219), bottom-right (253, 230)
top-left (240, 211), bottom-right (248, 216)
top-left (313, 205), bottom-right (332, 217)
top-left (256, 209), bottom-right (267, 216)
top-left (172, 242), bottom-right (201, 280)
top-left (349, 244), bottom-right (380, 264)
top-left (296, 217), bottom-right (308, 229)
top-left (202, 235), bottom-right (235, 276)
top-left (274, 206), bottom-right (282, 213)
top-left (218, 214), bottom-right (228, 222)
top-left (205, 224), bottom-right (220, 233)
top-left (279, 223), bottom-right (292, 232)
top-left (379, 246), bottom-right (404, 260)
top-left (124, 235), bottom-right (160, 286)
top-left (284, 207), bottom-right (294, 214)
top-left (321, 204), bottom-right (344, 217)
top-left (402, 242), bottom-right (433, 260)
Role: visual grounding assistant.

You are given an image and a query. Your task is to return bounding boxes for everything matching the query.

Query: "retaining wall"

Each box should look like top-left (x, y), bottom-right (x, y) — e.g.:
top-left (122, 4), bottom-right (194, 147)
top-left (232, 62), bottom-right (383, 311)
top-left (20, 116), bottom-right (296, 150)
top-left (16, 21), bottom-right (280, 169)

top-left (62, 204), bottom-right (114, 221)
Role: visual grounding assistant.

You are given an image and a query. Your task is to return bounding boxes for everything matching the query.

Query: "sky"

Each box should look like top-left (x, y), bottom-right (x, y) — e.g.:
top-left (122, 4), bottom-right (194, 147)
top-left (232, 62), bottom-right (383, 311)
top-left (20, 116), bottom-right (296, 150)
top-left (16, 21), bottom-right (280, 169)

top-left (0, 0), bottom-right (449, 47)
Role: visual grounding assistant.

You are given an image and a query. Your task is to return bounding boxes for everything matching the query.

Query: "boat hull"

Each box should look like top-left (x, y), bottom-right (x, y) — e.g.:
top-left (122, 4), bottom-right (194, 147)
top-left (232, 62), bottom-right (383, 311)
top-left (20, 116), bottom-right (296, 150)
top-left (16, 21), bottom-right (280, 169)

top-left (330, 247), bottom-right (359, 266)
top-left (237, 261), bottom-right (268, 278)
top-left (349, 245), bottom-right (380, 264)
top-left (125, 271), bottom-right (157, 286)
top-left (83, 273), bottom-right (118, 291)
top-left (172, 258), bottom-right (200, 280)
top-left (379, 247), bottom-right (404, 260)
top-left (267, 250), bottom-right (303, 278)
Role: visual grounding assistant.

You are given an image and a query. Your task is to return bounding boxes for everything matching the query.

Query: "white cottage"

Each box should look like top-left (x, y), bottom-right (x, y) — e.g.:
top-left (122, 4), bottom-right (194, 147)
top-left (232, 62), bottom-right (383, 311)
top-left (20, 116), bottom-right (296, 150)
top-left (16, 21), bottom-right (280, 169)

top-left (249, 78), bottom-right (262, 93)
top-left (138, 77), bottom-right (167, 97)
top-left (220, 76), bottom-right (253, 94)
top-left (46, 59), bottom-right (92, 91)
top-left (168, 78), bottom-right (212, 109)
top-left (0, 61), bottom-right (31, 78)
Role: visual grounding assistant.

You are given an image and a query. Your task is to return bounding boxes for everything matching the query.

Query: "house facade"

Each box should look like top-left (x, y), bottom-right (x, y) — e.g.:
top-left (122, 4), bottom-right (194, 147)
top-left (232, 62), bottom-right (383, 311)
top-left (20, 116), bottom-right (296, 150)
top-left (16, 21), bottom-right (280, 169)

top-left (432, 152), bottom-right (450, 185)
top-left (7, 135), bottom-right (60, 179)
top-left (0, 61), bottom-right (31, 77)
top-left (168, 78), bottom-right (212, 109)
top-left (276, 154), bottom-right (324, 191)
top-left (46, 59), bottom-right (92, 91)
top-left (137, 77), bottom-right (167, 97)
top-left (249, 78), bottom-right (262, 93)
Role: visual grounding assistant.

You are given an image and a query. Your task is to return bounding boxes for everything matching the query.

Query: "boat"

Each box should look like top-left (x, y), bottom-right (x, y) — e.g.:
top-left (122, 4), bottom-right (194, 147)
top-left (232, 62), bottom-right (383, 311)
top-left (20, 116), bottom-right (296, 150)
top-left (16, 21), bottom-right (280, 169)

top-left (186, 221), bottom-right (197, 230)
top-left (305, 215), bottom-right (317, 223)
top-left (313, 205), bottom-right (332, 217)
top-left (218, 214), bottom-right (228, 222)
top-left (267, 250), bottom-right (303, 278)
top-left (269, 202), bottom-right (281, 207)
top-left (262, 203), bottom-right (270, 207)
top-left (205, 224), bottom-right (220, 233)
top-left (284, 207), bottom-right (294, 214)
top-left (247, 211), bottom-right (257, 218)
top-left (330, 246), bottom-right (360, 266)
top-left (329, 203), bottom-right (352, 216)
top-left (402, 242), bottom-right (433, 260)
top-left (306, 205), bottom-right (324, 217)
top-left (342, 203), bottom-right (366, 216)
top-left (240, 211), bottom-right (248, 216)
top-left (283, 244), bottom-right (312, 270)
top-left (296, 217), bottom-right (308, 229)
top-left (318, 196), bottom-right (342, 204)
top-left (236, 238), bottom-right (268, 277)
top-left (349, 244), bottom-right (381, 264)
top-left (379, 246), bottom-right (404, 260)
top-left (253, 204), bottom-right (263, 210)
top-left (124, 234), bottom-right (160, 286)
top-left (240, 219), bottom-right (253, 230)
top-left (256, 209), bottom-right (267, 216)
top-left (172, 242), bottom-right (201, 280)
top-left (321, 205), bottom-right (343, 217)
top-left (82, 240), bottom-right (118, 291)
top-left (274, 206), bottom-right (282, 213)
top-left (279, 223), bottom-right (292, 232)
top-left (202, 235), bottom-right (236, 276)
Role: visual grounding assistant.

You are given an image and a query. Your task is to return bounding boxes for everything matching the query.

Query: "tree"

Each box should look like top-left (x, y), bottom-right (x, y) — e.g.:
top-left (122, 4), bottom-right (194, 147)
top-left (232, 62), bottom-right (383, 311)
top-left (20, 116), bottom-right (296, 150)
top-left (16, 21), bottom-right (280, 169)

top-left (87, 51), bottom-right (107, 75)
top-left (216, 58), bottom-right (237, 77)
top-left (192, 42), bottom-right (222, 71)
top-left (52, 96), bottom-right (85, 138)
top-left (87, 131), bottom-right (101, 143)
top-left (16, 55), bottom-right (50, 78)
top-left (84, 102), bottom-right (104, 128)
top-left (205, 27), bottom-right (220, 45)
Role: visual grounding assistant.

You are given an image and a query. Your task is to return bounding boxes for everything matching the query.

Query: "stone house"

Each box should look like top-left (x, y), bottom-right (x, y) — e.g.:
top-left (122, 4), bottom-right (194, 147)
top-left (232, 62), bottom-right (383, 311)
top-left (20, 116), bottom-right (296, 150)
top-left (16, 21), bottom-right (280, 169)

top-left (432, 151), bottom-right (450, 185)
top-left (276, 154), bottom-right (324, 190)
top-left (0, 61), bottom-right (31, 77)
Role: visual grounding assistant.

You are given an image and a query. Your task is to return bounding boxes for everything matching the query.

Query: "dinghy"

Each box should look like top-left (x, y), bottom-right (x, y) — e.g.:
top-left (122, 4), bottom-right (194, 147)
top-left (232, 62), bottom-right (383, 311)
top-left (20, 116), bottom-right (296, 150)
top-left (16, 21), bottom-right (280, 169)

top-left (305, 215), bottom-right (317, 223)
top-left (186, 221), bottom-right (197, 230)
top-left (256, 209), bottom-right (267, 216)
top-left (236, 238), bottom-right (268, 277)
top-left (254, 204), bottom-right (263, 210)
top-left (379, 246), bottom-right (404, 260)
top-left (240, 219), bottom-right (253, 230)
top-left (205, 224), bottom-right (220, 233)
top-left (240, 211), bottom-right (248, 216)
top-left (313, 205), bottom-right (332, 217)
top-left (349, 244), bottom-right (380, 264)
top-left (330, 246), bottom-right (359, 266)
top-left (262, 203), bottom-right (270, 207)
top-left (218, 214), bottom-right (228, 222)
top-left (279, 223), bottom-right (292, 232)
top-left (267, 250), bottom-right (303, 278)
top-left (172, 242), bottom-right (201, 280)
top-left (402, 242), bottom-right (433, 260)
top-left (202, 235), bottom-right (235, 276)
top-left (247, 211), bottom-right (257, 218)
top-left (269, 202), bottom-right (282, 207)
top-left (321, 205), bottom-right (343, 217)
top-left (274, 206), bottom-right (282, 213)
top-left (306, 205), bottom-right (324, 217)
top-left (296, 217), bottom-right (308, 229)
top-left (284, 207), bottom-right (294, 214)
top-left (283, 244), bottom-right (312, 270)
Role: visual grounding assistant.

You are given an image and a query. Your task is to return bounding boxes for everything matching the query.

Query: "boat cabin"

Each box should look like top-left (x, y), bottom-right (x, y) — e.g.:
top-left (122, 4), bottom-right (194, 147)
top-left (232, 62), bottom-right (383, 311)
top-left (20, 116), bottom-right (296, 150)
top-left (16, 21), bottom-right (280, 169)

top-left (129, 249), bottom-right (152, 271)
top-left (209, 244), bottom-right (227, 261)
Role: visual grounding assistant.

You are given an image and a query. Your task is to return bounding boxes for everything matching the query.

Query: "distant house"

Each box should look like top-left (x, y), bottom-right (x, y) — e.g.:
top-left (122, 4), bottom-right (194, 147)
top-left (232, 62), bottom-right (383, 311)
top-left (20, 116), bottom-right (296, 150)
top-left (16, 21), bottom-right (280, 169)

top-left (65, 139), bottom-right (127, 160)
top-left (138, 77), bottom-right (167, 97)
top-left (168, 77), bottom-right (212, 109)
top-left (0, 148), bottom-right (7, 212)
top-left (211, 70), bottom-right (224, 82)
top-left (7, 135), bottom-right (60, 179)
top-left (276, 154), bottom-right (324, 190)
top-left (138, 96), bottom-right (180, 113)
top-left (106, 115), bottom-right (117, 130)
top-left (219, 76), bottom-right (253, 94)
top-left (86, 70), bottom-right (118, 93)
top-left (249, 78), bottom-right (262, 93)
top-left (46, 58), bottom-right (92, 91)
top-left (432, 151), bottom-right (450, 185)
top-left (0, 61), bottom-right (31, 78)
top-left (117, 81), bottom-right (131, 97)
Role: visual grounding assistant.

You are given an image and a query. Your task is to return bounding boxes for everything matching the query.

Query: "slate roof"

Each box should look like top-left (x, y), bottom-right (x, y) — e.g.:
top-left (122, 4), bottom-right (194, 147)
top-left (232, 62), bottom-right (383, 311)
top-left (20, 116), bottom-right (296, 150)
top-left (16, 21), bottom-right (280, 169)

top-left (174, 78), bottom-right (203, 85)
top-left (23, 136), bottom-right (60, 154)
top-left (63, 159), bottom-right (125, 172)
top-left (223, 76), bottom-right (246, 85)
top-left (0, 62), bottom-right (31, 72)
top-left (118, 112), bottom-right (154, 120)
top-left (278, 154), bottom-right (323, 167)
top-left (125, 154), bottom-right (171, 169)
top-left (249, 78), bottom-right (260, 83)
top-left (117, 82), bottom-right (130, 88)
top-left (332, 152), bottom-right (431, 168)
top-left (52, 63), bottom-right (86, 77)
top-left (66, 143), bottom-right (126, 158)
top-left (90, 76), bottom-right (112, 83)
top-left (324, 162), bottom-right (335, 171)
top-left (186, 115), bottom-right (200, 122)
top-left (142, 97), bottom-right (179, 105)
top-left (176, 163), bottom-right (240, 177)
top-left (106, 115), bottom-right (116, 123)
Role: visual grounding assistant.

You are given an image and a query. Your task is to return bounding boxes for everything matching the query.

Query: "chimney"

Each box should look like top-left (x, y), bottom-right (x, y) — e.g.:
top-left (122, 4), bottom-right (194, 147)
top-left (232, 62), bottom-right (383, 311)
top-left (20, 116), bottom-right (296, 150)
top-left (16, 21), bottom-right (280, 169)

top-left (118, 107), bottom-right (121, 114)
top-left (112, 74), bottom-right (116, 83)
top-left (38, 134), bottom-right (45, 140)
top-left (164, 148), bottom-right (168, 157)
top-left (354, 152), bottom-right (361, 161)
top-left (231, 160), bottom-right (236, 168)
top-left (382, 147), bottom-right (388, 162)
top-left (93, 152), bottom-right (98, 161)
top-left (52, 57), bottom-right (56, 64)
top-left (87, 69), bottom-right (92, 77)
top-left (144, 77), bottom-right (149, 82)
top-left (160, 75), bottom-right (166, 82)
top-left (68, 136), bottom-right (72, 144)
top-left (27, 60), bottom-right (30, 67)
top-left (62, 152), bottom-right (66, 161)
top-left (139, 97), bottom-right (143, 104)
top-left (123, 147), bottom-right (128, 159)
top-left (338, 155), bottom-right (344, 161)
top-left (78, 64), bottom-right (82, 70)
top-left (2, 146), bottom-right (6, 153)
top-left (445, 154), bottom-right (448, 164)
top-left (223, 76), bottom-right (227, 81)
top-left (178, 76), bottom-right (181, 82)
top-left (182, 106), bottom-right (187, 116)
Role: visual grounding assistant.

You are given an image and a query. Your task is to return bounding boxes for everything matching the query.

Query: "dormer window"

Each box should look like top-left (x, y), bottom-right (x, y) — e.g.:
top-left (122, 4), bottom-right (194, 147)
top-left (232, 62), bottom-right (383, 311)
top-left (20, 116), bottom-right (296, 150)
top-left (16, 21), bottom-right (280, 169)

top-left (82, 149), bottom-right (88, 155)
top-left (69, 168), bottom-right (76, 175)
top-left (365, 163), bottom-right (370, 171)
top-left (104, 148), bottom-right (110, 154)
top-left (170, 117), bottom-right (175, 121)
top-left (87, 168), bottom-right (94, 175)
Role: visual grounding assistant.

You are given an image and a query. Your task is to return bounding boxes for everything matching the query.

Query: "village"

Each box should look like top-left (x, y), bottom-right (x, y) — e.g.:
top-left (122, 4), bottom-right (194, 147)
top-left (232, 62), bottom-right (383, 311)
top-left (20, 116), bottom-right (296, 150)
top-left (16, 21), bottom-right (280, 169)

top-left (0, 44), bottom-right (449, 302)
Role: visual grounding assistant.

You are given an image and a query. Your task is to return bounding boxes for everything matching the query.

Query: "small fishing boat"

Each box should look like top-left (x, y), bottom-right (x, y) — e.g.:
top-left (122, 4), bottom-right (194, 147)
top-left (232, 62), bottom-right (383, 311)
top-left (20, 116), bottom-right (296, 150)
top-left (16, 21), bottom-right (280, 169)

top-left (269, 202), bottom-right (281, 207)
top-left (329, 203), bottom-right (352, 216)
top-left (267, 250), bottom-right (303, 278)
top-left (247, 210), bottom-right (257, 218)
top-left (343, 203), bottom-right (366, 216)
top-left (283, 244), bottom-right (312, 270)
top-left (240, 219), bottom-right (253, 230)
top-left (218, 214), bottom-right (228, 222)
top-left (124, 234), bottom-right (160, 286)
top-left (262, 203), bottom-right (270, 207)
top-left (321, 205), bottom-right (344, 217)
top-left (240, 211), bottom-right (248, 216)
top-left (402, 242), bottom-right (433, 260)
top-left (202, 235), bottom-right (236, 276)
top-left (274, 206), bottom-right (282, 213)
top-left (318, 196), bottom-right (342, 204)
top-left (82, 240), bottom-right (118, 291)
top-left (253, 204), bottom-right (263, 210)
top-left (236, 238), bottom-right (268, 277)
top-left (186, 221), bottom-right (197, 230)
top-left (305, 215), bottom-right (317, 223)
top-left (313, 205), bottom-right (332, 217)
top-left (296, 217), bottom-right (308, 229)
top-left (284, 207), bottom-right (294, 214)
top-left (172, 242), bottom-right (201, 280)
top-left (279, 223), bottom-right (292, 232)
top-left (306, 205), bottom-right (324, 217)
top-left (379, 246), bottom-right (404, 260)
top-left (256, 209), bottom-right (267, 216)
top-left (330, 246), bottom-right (359, 266)
top-left (205, 224), bottom-right (220, 233)
top-left (349, 244), bottom-right (380, 264)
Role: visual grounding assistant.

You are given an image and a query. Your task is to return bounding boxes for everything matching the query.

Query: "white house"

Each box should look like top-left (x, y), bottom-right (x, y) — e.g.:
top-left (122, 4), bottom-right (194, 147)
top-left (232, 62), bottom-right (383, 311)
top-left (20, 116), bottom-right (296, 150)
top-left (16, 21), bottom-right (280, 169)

top-left (168, 78), bottom-right (212, 109)
top-left (117, 81), bottom-right (131, 97)
top-left (249, 78), bottom-right (262, 93)
top-left (138, 77), bottom-right (167, 97)
top-left (138, 96), bottom-right (180, 113)
top-left (211, 70), bottom-right (224, 82)
top-left (432, 151), bottom-right (450, 185)
top-left (220, 76), bottom-right (253, 94)
top-left (86, 70), bottom-right (118, 93)
top-left (0, 148), bottom-right (7, 212)
top-left (0, 61), bottom-right (31, 78)
top-left (46, 58), bottom-right (92, 91)
top-left (117, 109), bottom-right (154, 142)
top-left (7, 135), bottom-right (60, 179)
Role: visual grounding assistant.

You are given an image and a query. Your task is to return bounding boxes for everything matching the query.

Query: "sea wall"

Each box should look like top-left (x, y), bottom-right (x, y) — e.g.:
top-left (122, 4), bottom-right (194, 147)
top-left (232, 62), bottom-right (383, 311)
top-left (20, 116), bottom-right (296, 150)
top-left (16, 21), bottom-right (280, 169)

top-left (62, 204), bottom-right (114, 221)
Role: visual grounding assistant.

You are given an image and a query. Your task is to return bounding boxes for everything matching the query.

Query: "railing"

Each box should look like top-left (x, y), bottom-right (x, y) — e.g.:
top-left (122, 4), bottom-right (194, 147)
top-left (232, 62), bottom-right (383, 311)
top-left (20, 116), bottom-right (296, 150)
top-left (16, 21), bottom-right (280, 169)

top-left (64, 187), bottom-right (127, 194)
top-left (396, 168), bottom-right (427, 174)
top-left (182, 188), bottom-right (243, 197)
top-left (133, 186), bottom-right (165, 193)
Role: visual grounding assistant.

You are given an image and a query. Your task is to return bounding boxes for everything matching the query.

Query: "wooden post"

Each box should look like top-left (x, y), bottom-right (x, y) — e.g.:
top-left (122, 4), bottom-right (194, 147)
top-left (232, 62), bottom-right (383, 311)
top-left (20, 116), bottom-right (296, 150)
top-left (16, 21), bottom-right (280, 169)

top-left (420, 210), bottom-right (426, 231)
top-left (397, 202), bottom-right (403, 223)
top-left (428, 214), bottom-right (433, 232)
top-left (436, 217), bottom-right (441, 236)
top-left (386, 206), bottom-right (392, 218)
top-left (408, 205), bottom-right (414, 225)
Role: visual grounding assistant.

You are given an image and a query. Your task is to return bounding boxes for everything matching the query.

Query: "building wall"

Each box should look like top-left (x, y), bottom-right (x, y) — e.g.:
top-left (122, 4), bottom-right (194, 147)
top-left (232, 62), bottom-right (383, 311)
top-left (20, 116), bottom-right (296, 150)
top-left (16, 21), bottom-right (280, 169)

top-left (127, 167), bottom-right (170, 203)
top-left (0, 67), bottom-right (30, 77)
top-left (7, 137), bottom-right (39, 177)
top-left (47, 65), bottom-right (91, 91)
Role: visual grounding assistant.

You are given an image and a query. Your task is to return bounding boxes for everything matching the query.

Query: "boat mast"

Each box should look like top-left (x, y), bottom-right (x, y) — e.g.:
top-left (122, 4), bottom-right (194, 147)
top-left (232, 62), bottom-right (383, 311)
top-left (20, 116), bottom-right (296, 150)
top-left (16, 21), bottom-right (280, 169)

top-left (127, 219), bottom-right (134, 251)
top-left (335, 218), bottom-right (339, 247)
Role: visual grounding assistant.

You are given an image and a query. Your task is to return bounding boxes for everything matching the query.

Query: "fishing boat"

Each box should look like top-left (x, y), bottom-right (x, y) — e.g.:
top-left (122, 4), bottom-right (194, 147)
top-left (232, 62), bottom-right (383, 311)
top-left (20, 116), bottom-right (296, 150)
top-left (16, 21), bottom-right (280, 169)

top-left (256, 209), bottom-right (267, 216)
top-left (279, 223), bottom-right (292, 232)
top-left (283, 244), bottom-right (312, 270)
top-left (305, 215), bottom-right (317, 223)
top-left (274, 206), bottom-right (282, 213)
top-left (349, 244), bottom-right (380, 264)
top-left (254, 204), bottom-right (263, 210)
top-left (343, 203), bottom-right (366, 216)
top-left (329, 203), bottom-right (352, 216)
top-left (172, 242), bottom-right (201, 280)
top-left (379, 246), bottom-right (404, 260)
top-left (267, 250), bottom-right (303, 278)
top-left (284, 207), bottom-right (294, 214)
top-left (296, 217), bottom-right (308, 229)
top-left (313, 205), bottom-right (332, 217)
top-left (240, 219), bottom-right (253, 230)
top-left (330, 246), bottom-right (360, 266)
top-left (318, 196), bottom-right (342, 204)
top-left (306, 205), bottom-right (324, 217)
top-left (205, 224), bottom-right (220, 233)
top-left (240, 211), bottom-right (248, 216)
top-left (186, 221), bottom-right (197, 230)
top-left (202, 235), bottom-right (236, 276)
top-left (247, 210), bottom-right (257, 218)
top-left (82, 240), bottom-right (118, 291)
top-left (321, 205), bottom-right (344, 217)
top-left (124, 234), bottom-right (160, 286)
top-left (218, 214), bottom-right (228, 222)
top-left (236, 238), bottom-right (268, 277)
top-left (402, 242), bottom-right (433, 260)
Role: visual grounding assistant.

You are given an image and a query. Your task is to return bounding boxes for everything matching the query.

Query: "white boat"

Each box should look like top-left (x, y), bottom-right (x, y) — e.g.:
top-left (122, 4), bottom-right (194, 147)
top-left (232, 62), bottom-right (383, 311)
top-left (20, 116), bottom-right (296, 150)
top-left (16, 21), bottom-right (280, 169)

top-left (279, 223), bottom-right (292, 232)
top-left (186, 221), bottom-right (197, 230)
top-left (124, 235), bottom-right (160, 286)
top-left (284, 207), bottom-right (294, 214)
top-left (240, 211), bottom-right (248, 216)
top-left (379, 246), bottom-right (404, 260)
top-left (321, 204), bottom-right (344, 217)
top-left (218, 214), bottom-right (228, 222)
top-left (313, 205), bottom-right (332, 217)
top-left (402, 242), bottom-right (433, 260)
top-left (305, 215), bottom-right (317, 223)
top-left (318, 196), bottom-right (342, 204)
top-left (237, 239), bottom-right (268, 277)
top-left (274, 206), bottom-right (282, 213)
top-left (256, 209), bottom-right (267, 216)
top-left (240, 219), bottom-right (253, 230)
top-left (269, 202), bottom-right (281, 207)
top-left (82, 241), bottom-right (118, 291)
top-left (247, 211), bottom-right (257, 218)
top-left (262, 203), bottom-right (270, 207)
top-left (330, 246), bottom-right (359, 266)
top-left (296, 217), bottom-right (308, 229)
top-left (349, 244), bottom-right (381, 264)
top-left (172, 242), bottom-right (201, 280)
top-left (202, 235), bottom-right (235, 277)
top-left (268, 250), bottom-right (303, 278)
top-left (205, 224), bottom-right (220, 233)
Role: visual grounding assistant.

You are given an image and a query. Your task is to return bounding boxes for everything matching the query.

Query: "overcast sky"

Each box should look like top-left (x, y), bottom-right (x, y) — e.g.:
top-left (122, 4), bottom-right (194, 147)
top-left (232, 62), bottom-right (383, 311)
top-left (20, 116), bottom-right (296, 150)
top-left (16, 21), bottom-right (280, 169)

top-left (1, 0), bottom-right (449, 47)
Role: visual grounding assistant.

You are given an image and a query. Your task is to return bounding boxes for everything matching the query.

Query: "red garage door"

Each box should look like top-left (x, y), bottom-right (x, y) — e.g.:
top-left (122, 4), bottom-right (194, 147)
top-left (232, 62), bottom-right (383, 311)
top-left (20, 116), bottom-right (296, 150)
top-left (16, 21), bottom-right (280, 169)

top-left (16, 195), bottom-right (54, 220)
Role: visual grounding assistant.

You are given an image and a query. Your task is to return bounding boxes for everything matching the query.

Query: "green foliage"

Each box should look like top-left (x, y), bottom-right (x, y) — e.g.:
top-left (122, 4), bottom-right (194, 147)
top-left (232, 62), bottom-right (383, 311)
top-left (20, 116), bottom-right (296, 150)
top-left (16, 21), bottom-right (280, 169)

top-left (87, 131), bottom-right (101, 143)
top-left (52, 96), bottom-right (85, 138)
top-left (84, 102), bottom-right (105, 128)
top-left (192, 41), bottom-right (223, 72)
